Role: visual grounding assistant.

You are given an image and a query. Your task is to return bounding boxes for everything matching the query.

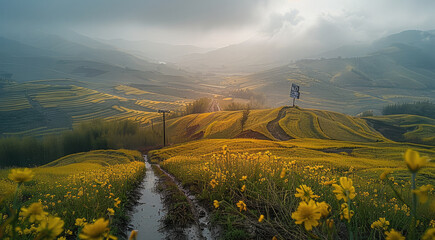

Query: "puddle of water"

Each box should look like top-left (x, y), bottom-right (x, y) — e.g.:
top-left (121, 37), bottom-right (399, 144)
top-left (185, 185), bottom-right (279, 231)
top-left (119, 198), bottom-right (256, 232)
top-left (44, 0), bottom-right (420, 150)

top-left (128, 159), bottom-right (166, 239)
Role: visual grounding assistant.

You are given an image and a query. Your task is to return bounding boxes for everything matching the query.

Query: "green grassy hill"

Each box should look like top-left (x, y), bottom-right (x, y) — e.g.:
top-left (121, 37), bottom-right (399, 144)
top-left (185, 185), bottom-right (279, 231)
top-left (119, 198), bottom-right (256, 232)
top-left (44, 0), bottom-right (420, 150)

top-left (159, 106), bottom-right (388, 144)
top-left (364, 114), bottom-right (435, 145)
top-left (43, 149), bottom-right (143, 167)
top-left (0, 149), bottom-right (143, 197)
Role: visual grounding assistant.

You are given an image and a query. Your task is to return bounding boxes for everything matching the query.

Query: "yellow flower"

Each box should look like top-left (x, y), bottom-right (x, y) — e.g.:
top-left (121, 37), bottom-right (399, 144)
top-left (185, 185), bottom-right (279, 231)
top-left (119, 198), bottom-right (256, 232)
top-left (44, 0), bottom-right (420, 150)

top-left (236, 200), bottom-right (247, 212)
top-left (241, 185), bottom-right (246, 192)
top-left (340, 203), bottom-right (354, 223)
top-left (385, 229), bottom-right (405, 240)
top-left (107, 208), bottom-right (115, 216)
top-left (20, 202), bottom-right (48, 223)
top-left (129, 230), bottom-right (138, 240)
top-left (213, 200), bottom-right (220, 208)
top-left (280, 168), bottom-right (286, 178)
top-left (332, 177), bottom-right (356, 202)
top-left (258, 214), bottom-right (265, 223)
top-left (326, 219), bottom-right (334, 229)
top-left (8, 168), bottom-right (34, 183)
top-left (422, 228), bottom-right (435, 240)
top-left (430, 220), bottom-right (435, 228)
top-left (294, 185), bottom-right (318, 202)
top-left (58, 237), bottom-right (66, 240)
top-left (291, 200), bottom-right (321, 231)
top-left (37, 216), bottom-right (64, 240)
top-left (210, 179), bottom-right (218, 188)
top-left (75, 218), bottom-right (87, 227)
top-left (79, 218), bottom-right (117, 240)
top-left (412, 184), bottom-right (433, 203)
top-left (239, 176), bottom-right (247, 181)
top-left (114, 198), bottom-right (121, 208)
top-left (380, 170), bottom-right (393, 180)
top-left (272, 236), bottom-right (278, 240)
top-left (371, 218), bottom-right (390, 230)
top-left (316, 201), bottom-right (330, 218)
top-left (405, 149), bottom-right (429, 172)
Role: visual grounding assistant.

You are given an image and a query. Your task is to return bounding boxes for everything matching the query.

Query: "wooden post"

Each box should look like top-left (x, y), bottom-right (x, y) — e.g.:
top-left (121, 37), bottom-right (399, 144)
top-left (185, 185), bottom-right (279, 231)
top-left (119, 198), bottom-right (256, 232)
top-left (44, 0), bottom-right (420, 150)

top-left (292, 98), bottom-right (295, 107)
top-left (158, 110), bottom-right (170, 147)
top-left (162, 112), bottom-right (166, 146)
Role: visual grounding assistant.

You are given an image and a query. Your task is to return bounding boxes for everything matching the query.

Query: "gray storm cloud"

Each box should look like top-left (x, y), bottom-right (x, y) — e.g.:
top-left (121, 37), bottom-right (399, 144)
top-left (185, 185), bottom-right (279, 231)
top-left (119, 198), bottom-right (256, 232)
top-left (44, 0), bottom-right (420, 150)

top-left (1, 0), bottom-right (435, 48)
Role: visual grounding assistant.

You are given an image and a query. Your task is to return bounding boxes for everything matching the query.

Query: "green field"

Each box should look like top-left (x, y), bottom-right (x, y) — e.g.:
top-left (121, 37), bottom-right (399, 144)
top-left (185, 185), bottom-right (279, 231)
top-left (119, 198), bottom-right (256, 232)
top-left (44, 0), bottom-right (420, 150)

top-left (0, 149), bottom-right (145, 239)
top-left (150, 138), bottom-right (435, 239)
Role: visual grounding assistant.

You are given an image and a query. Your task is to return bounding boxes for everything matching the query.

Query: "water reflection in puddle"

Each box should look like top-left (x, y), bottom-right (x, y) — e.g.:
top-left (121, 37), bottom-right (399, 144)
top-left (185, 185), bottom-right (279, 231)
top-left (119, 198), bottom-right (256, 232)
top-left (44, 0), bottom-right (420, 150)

top-left (128, 160), bottom-right (166, 239)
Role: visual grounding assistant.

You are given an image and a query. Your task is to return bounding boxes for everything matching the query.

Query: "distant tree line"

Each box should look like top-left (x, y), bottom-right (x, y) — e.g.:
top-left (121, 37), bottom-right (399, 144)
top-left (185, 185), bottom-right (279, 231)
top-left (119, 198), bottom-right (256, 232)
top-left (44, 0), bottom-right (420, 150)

top-left (382, 101), bottom-right (435, 119)
top-left (228, 88), bottom-right (266, 108)
top-left (0, 119), bottom-right (158, 168)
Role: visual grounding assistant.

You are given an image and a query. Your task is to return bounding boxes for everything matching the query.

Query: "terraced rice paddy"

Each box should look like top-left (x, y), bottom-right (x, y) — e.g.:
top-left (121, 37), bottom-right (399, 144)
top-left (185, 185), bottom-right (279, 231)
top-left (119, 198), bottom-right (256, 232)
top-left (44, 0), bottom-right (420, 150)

top-left (0, 81), bottom-right (185, 137)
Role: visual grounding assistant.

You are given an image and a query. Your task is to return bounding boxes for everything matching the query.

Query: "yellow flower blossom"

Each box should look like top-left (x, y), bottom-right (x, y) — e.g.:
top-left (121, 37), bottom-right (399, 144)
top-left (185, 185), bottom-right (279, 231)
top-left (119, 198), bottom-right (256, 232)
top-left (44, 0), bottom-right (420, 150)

top-left (239, 176), bottom-right (247, 181)
top-left (316, 201), bottom-right (330, 218)
top-left (384, 229), bottom-right (405, 240)
top-left (75, 218), bottom-right (87, 227)
top-left (258, 214), bottom-right (265, 223)
top-left (380, 170), bottom-right (393, 180)
top-left (340, 203), bottom-right (354, 222)
top-left (129, 230), bottom-right (138, 240)
top-left (236, 200), bottom-right (247, 212)
top-left (107, 208), bottom-right (115, 216)
top-left (412, 184), bottom-right (433, 203)
top-left (422, 228), bottom-right (435, 240)
top-left (405, 149), bottom-right (429, 172)
top-left (213, 200), bottom-right (220, 208)
top-left (20, 202), bottom-right (48, 223)
top-left (294, 185), bottom-right (318, 202)
top-left (241, 185), bottom-right (246, 192)
top-left (79, 218), bottom-right (117, 240)
top-left (114, 198), bottom-right (121, 208)
top-left (279, 168), bottom-right (286, 178)
top-left (8, 168), bottom-right (34, 183)
top-left (37, 216), bottom-right (64, 240)
top-left (332, 177), bottom-right (356, 202)
top-left (291, 200), bottom-right (321, 231)
top-left (371, 218), bottom-right (390, 230)
top-left (210, 179), bottom-right (218, 188)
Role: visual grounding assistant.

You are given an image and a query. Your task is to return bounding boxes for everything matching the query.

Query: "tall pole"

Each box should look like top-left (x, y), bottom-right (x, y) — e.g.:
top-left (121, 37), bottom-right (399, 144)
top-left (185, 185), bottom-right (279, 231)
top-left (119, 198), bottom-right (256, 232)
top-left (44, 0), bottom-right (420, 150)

top-left (292, 98), bottom-right (295, 107)
top-left (158, 109), bottom-right (170, 147)
top-left (163, 112), bottom-right (166, 147)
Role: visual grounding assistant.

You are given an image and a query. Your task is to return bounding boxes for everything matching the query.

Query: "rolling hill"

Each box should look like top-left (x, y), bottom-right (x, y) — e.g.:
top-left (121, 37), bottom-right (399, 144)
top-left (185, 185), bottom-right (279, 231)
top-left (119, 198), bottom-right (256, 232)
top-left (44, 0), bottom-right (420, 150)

top-left (155, 106), bottom-right (389, 144)
top-left (364, 114), bottom-right (435, 145)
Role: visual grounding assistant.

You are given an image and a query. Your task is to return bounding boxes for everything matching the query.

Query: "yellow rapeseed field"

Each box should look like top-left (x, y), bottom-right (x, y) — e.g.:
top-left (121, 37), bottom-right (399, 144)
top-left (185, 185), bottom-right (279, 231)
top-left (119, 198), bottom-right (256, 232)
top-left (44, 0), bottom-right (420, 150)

top-left (0, 149), bottom-right (145, 240)
top-left (154, 139), bottom-right (435, 239)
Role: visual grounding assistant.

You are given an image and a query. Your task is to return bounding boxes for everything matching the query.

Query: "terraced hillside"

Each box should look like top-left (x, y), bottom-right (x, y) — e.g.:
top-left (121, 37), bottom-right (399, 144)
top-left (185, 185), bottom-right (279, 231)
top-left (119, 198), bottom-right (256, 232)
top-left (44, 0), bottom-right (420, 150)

top-left (0, 80), bottom-right (183, 137)
top-left (364, 114), bottom-right (435, 145)
top-left (161, 106), bottom-right (388, 143)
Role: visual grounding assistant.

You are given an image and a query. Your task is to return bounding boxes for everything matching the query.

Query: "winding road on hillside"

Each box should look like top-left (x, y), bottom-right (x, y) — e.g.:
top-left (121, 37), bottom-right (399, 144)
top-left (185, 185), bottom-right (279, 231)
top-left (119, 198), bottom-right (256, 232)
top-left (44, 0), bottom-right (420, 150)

top-left (266, 107), bottom-right (293, 141)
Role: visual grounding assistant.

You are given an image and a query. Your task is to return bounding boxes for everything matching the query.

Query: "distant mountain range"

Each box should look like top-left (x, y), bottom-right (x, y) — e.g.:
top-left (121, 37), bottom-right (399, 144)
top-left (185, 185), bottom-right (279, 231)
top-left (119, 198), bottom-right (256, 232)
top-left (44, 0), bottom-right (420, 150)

top-left (1, 29), bottom-right (435, 116)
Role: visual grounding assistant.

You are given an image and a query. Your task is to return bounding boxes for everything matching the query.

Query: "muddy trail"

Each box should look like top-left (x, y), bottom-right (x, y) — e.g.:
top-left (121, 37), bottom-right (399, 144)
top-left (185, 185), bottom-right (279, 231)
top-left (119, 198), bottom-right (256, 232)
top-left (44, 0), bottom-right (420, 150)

top-left (266, 107), bottom-right (293, 141)
top-left (129, 156), bottom-right (218, 240)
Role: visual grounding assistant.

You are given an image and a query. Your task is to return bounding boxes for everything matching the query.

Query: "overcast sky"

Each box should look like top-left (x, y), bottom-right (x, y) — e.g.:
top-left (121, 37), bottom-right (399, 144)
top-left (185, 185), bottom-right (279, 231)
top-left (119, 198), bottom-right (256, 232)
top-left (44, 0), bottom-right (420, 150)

top-left (1, 0), bottom-right (434, 48)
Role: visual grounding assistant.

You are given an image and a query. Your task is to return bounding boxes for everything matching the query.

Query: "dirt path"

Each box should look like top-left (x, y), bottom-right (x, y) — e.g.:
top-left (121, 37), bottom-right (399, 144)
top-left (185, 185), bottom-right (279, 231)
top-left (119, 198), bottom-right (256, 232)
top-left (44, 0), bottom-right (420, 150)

top-left (266, 107), bottom-right (293, 141)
